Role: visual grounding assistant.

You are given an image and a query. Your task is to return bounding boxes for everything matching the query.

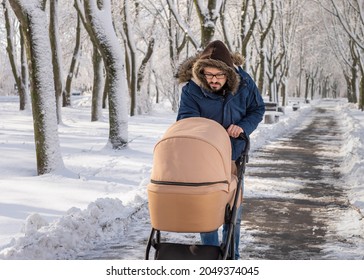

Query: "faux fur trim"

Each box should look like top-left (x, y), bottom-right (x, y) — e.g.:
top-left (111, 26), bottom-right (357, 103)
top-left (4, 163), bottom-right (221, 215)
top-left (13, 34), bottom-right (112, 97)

top-left (176, 51), bottom-right (245, 94)
top-left (192, 59), bottom-right (240, 93)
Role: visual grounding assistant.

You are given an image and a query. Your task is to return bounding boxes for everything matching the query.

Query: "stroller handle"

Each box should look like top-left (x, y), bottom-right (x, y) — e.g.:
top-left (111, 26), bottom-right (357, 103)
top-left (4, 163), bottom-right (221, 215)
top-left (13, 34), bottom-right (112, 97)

top-left (239, 132), bottom-right (250, 156)
top-left (235, 132), bottom-right (250, 177)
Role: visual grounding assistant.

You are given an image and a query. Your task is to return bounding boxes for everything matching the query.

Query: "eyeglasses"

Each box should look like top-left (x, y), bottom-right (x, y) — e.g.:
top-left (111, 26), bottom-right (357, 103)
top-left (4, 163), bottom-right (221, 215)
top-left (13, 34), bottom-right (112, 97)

top-left (204, 73), bottom-right (226, 79)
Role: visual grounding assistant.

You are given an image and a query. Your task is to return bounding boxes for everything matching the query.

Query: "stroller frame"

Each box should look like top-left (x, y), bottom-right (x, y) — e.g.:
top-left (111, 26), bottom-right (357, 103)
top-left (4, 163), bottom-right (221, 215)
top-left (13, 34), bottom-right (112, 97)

top-left (145, 133), bottom-right (250, 260)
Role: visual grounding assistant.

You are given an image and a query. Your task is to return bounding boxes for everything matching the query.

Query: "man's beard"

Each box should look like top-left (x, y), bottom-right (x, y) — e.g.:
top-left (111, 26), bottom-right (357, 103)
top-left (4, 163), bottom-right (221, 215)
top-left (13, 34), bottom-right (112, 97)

top-left (209, 82), bottom-right (222, 92)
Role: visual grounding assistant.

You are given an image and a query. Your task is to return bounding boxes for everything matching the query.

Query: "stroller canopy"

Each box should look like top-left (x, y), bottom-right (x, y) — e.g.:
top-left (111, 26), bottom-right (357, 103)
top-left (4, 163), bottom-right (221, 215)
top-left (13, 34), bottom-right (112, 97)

top-left (151, 117), bottom-right (232, 186)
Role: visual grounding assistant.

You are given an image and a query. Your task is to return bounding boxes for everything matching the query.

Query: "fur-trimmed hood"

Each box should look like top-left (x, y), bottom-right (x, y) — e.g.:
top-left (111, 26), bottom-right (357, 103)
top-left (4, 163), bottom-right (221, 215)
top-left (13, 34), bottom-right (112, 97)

top-left (176, 40), bottom-right (245, 94)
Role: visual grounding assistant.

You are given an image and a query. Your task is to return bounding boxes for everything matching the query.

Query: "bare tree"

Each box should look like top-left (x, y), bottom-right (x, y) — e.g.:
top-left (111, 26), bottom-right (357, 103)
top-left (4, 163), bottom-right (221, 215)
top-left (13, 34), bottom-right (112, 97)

top-left (120, 0), bottom-right (155, 116)
top-left (63, 13), bottom-right (82, 107)
top-left (277, 0), bottom-right (301, 106)
top-left (239, 0), bottom-right (257, 69)
top-left (74, 0), bottom-right (105, 121)
top-left (256, 0), bottom-right (275, 95)
top-left (75, 0), bottom-right (128, 148)
top-left (193, 0), bottom-right (222, 47)
top-left (329, 0), bottom-right (364, 49)
top-left (2, 0), bottom-right (29, 110)
top-left (91, 45), bottom-right (104, 121)
top-left (327, 0), bottom-right (364, 107)
top-left (8, 0), bottom-right (64, 175)
top-left (166, 0), bottom-right (199, 49)
top-left (49, 0), bottom-right (63, 123)
top-left (167, 3), bottom-right (188, 112)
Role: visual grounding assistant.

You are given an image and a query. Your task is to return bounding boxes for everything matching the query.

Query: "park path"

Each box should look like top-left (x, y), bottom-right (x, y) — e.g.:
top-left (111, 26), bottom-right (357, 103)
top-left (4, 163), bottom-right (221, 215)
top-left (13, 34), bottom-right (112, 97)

top-left (240, 100), bottom-right (364, 259)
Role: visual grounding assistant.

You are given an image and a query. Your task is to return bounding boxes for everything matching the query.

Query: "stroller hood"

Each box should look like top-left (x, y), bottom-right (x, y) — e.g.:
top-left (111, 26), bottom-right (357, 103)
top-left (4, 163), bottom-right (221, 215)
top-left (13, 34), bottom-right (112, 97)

top-left (151, 117), bottom-right (232, 186)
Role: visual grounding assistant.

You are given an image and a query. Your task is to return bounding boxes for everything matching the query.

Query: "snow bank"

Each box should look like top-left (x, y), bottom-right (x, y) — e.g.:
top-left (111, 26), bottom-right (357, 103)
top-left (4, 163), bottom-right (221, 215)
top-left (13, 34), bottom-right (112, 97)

top-left (0, 197), bottom-right (145, 259)
top-left (340, 103), bottom-right (364, 215)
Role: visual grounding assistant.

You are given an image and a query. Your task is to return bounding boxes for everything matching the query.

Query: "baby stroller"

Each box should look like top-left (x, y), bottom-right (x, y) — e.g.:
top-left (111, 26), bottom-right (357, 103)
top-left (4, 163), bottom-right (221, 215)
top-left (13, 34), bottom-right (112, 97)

top-left (145, 117), bottom-right (249, 260)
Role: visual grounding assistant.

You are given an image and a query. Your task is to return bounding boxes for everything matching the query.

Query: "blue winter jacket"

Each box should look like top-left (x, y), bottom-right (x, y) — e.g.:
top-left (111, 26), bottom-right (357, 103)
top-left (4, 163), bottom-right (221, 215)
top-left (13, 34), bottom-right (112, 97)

top-left (177, 67), bottom-right (265, 160)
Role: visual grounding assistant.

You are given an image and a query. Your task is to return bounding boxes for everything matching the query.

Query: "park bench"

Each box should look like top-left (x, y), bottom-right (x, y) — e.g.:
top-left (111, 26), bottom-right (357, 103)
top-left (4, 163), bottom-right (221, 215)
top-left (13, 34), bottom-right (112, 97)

top-left (264, 102), bottom-right (283, 124)
top-left (292, 103), bottom-right (300, 111)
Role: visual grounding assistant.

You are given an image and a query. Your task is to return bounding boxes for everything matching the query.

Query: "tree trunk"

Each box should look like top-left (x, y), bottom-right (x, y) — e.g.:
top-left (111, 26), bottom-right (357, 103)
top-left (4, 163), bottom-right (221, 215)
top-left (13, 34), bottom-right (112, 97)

top-left (49, 0), bottom-right (63, 124)
top-left (8, 0), bottom-right (64, 175)
top-left (91, 46), bottom-right (104, 121)
top-left (63, 13), bottom-right (82, 107)
top-left (194, 0), bottom-right (221, 48)
top-left (20, 28), bottom-right (29, 109)
top-left (83, 0), bottom-right (128, 149)
top-left (351, 63), bottom-right (358, 104)
top-left (2, 0), bottom-right (28, 110)
top-left (281, 81), bottom-right (286, 107)
top-left (122, 0), bottom-right (137, 116)
top-left (304, 73), bottom-right (310, 101)
top-left (360, 76), bottom-right (364, 111)
top-left (257, 0), bottom-right (274, 95)
top-left (240, 0), bottom-right (257, 70)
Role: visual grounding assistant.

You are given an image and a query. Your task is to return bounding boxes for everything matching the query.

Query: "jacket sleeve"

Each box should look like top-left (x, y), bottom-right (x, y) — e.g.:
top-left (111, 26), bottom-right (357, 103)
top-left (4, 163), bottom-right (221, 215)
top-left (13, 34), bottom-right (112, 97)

top-left (237, 74), bottom-right (265, 136)
top-left (176, 84), bottom-right (201, 121)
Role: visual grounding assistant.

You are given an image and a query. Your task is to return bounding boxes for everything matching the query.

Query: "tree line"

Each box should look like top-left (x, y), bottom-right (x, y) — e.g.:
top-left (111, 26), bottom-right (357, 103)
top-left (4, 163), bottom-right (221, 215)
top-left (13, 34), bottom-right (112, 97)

top-left (0, 0), bottom-right (363, 175)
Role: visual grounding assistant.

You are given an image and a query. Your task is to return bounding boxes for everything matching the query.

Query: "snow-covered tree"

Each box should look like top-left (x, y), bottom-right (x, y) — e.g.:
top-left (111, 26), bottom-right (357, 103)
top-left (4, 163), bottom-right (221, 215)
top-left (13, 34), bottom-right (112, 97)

top-left (1, 0), bottom-right (29, 110)
top-left (2, 0), bottom-right (364, 114)
top-left (256, 0), bottom-right (275, 96)
top-left (166, 0), bottom-right (200, 49)
top-left (328, 0), bottom-right (364, 109)
top-left (76, 0), bottom-right (128, 148)
top-left (49, 0), bottom-right (63, 123)
top-left (119, 0), bottom-right (155, 116)
top-left (8, 0), bottom-right (64, 175)
top-left (63, 13), bottom-right (82, 108)
top-left (90, 45), bottom-right (104, 121)
top-left (194, 0), bottom-right (223, 48)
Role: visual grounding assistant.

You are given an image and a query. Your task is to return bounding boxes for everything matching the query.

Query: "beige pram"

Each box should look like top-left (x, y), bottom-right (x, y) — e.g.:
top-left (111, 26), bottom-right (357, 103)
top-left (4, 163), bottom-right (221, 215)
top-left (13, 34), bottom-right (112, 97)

top-left (145, 117), bottom-right (250, 260)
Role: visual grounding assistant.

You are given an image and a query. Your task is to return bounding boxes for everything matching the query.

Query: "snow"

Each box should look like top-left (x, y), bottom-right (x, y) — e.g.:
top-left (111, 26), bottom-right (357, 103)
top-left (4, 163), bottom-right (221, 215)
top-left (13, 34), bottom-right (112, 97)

top-left (0, 96), bottom-right (363, 260)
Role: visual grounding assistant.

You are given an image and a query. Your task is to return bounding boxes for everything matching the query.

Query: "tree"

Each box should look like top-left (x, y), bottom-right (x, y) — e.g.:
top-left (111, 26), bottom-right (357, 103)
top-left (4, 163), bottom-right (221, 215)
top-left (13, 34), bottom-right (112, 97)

top-left (49, 0), bottom-right (63, 123)
top-left (326, 0), bottom-right (364, 107)
top-left (256, 0), bottom-right (275, 95)
top-left (74, 1), bottom-right (105, 121)
top-left (8, 0), bottom-right (64, 175)
top-left (239, 0), bottom-right (257, 70)
top-left (166, 0), bottom-right (200, 49)
top-left (63, 13), bottom-right (82, 108)
top-left (120, 0), bottom-right (155, 116)
top-left (194, 0), bottom-right (222, 48)
top-left (3, 0), bottom-right (363, 116)
top-left (75, 0), bottom-right (128, 148)
top-left (91, 45), bottom-right (104, 121)
top-left (277, 0), bottom-right (302, 106)
top-left (166, 3), bottom-right (188, 112)
top-left (2, 0), bottom-right (29, 110)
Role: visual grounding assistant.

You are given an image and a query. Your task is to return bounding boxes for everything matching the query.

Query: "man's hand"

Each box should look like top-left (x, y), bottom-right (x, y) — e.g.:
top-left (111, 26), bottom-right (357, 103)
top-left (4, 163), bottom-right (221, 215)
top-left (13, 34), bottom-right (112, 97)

top-left (227, 124), bottom-right (244, 138)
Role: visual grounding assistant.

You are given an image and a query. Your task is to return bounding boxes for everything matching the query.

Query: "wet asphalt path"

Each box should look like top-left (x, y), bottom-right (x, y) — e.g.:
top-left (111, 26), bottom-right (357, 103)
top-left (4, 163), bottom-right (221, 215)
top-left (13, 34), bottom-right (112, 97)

top-left (240, 100), bottom-right (363, 259)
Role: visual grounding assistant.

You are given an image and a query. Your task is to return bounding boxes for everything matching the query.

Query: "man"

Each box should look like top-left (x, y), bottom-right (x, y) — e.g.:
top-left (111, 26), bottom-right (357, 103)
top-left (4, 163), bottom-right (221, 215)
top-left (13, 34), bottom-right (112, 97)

top-left (176, 40), bottom-right (265, 259)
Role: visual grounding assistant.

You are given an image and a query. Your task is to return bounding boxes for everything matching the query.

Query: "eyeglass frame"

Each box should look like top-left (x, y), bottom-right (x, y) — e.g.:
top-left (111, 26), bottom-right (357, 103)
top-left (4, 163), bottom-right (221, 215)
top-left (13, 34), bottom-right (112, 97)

top-left (203, 72), bottom-right (226, 80)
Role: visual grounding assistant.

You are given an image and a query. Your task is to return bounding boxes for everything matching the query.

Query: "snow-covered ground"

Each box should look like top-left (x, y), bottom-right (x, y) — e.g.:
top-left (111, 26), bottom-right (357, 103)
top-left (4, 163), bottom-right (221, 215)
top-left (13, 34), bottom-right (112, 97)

top-left (0, 96), bottom-right (363, 260)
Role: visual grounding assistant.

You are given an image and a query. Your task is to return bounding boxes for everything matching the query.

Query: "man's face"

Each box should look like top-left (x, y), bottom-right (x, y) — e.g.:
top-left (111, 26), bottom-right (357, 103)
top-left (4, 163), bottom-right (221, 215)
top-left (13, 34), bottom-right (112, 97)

top-left (203, 67), bottom-right (227, 92)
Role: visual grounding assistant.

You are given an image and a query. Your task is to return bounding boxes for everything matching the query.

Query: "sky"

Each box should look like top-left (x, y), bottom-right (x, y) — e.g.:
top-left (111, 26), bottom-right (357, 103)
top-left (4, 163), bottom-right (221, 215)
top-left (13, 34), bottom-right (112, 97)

top-left (0, 95), bottom-right (363, 260)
